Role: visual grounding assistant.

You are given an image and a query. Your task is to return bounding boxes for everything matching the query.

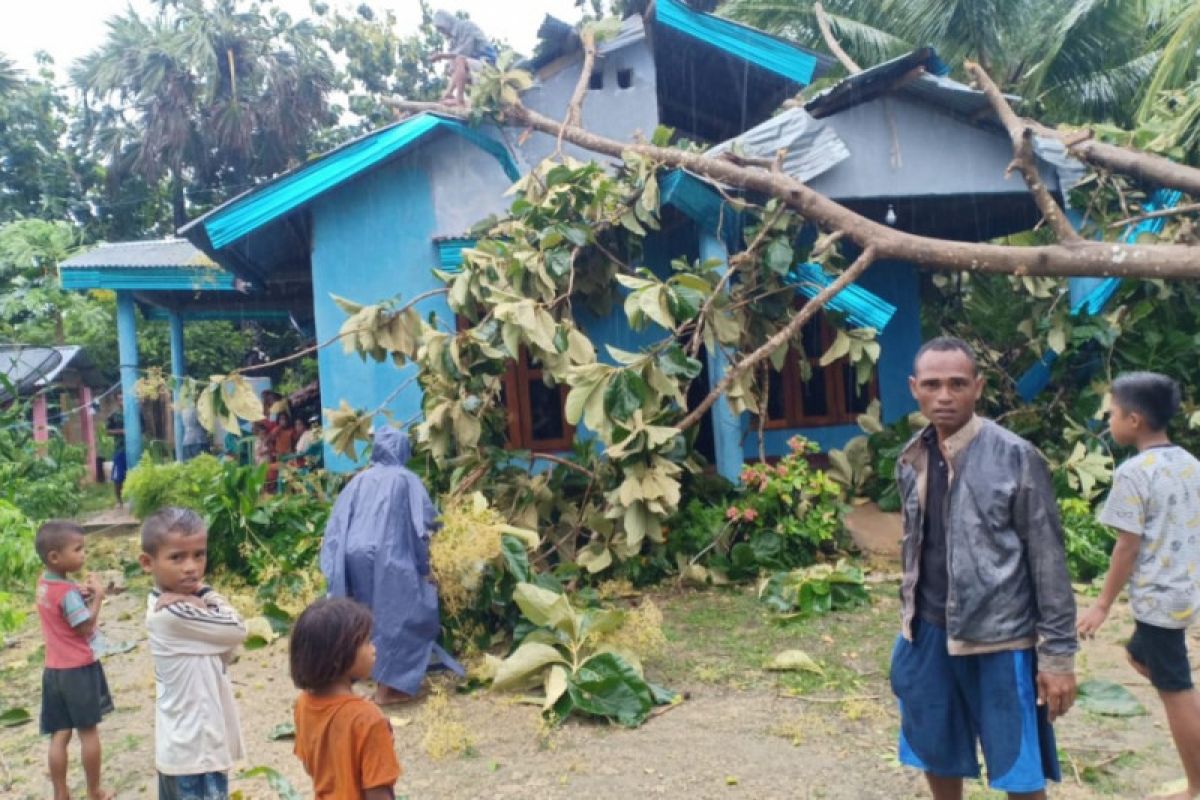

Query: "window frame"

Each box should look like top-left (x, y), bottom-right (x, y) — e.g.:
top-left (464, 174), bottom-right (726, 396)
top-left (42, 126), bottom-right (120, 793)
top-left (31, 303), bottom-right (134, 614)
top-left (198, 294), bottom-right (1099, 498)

top-left (763, 315), bottom-right (879, 429)
top-left (500, 349), bottom-right (575, 452)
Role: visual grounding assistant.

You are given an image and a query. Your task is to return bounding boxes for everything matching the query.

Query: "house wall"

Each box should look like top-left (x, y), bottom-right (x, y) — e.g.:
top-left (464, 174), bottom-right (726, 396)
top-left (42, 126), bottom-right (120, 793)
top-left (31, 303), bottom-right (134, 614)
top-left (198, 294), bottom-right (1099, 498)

top-left (808, 95), bottom-right (1060, 201)
top-left (311, 135), bottom-right (518, 471)
top-left (740, 258), bottom-right (922, 460)
top-left (517, 39), bottom-right (660, 169)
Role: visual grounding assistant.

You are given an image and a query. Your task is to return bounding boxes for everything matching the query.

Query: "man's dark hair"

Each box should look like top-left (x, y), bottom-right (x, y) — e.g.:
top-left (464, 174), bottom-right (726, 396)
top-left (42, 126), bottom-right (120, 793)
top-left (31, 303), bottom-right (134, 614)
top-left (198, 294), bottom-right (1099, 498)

top-left (290, 597), bottom-right (374, 692)
top-left (141, 506), bottom-right (206, 556)
top-left (913, 336), bottom-right (979, 376)
top-left (35, 520), bottom-right (85, 565)
top-left (1111, 371), bottom-right (1181, 432)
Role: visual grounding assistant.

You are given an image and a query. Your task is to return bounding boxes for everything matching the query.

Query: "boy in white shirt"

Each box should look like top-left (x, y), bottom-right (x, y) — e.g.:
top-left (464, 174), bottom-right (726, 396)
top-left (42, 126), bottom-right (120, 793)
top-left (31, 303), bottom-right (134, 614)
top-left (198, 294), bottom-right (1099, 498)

top-left (139, 507), bottom-right (247, 800)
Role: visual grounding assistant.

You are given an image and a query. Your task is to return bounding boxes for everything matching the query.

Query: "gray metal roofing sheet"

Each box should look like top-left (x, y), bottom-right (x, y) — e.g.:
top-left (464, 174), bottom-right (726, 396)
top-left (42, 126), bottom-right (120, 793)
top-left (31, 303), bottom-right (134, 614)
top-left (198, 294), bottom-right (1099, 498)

top-left (707, 107), bottom-right (851, 183)
top-left (59, 239), bottom-right (218, 270)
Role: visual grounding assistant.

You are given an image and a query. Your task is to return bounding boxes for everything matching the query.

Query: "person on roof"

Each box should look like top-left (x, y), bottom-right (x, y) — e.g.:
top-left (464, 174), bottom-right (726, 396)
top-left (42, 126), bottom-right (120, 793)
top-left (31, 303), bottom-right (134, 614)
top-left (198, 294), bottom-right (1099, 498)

top-left (320, 427), bottom-right (464, 704)
top-left (431, 9), bottom-right (496, 108)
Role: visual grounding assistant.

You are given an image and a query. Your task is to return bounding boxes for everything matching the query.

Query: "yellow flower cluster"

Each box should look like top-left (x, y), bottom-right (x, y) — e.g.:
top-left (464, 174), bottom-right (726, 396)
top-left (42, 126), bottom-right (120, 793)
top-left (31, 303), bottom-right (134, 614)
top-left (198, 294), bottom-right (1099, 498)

top-left (428, 494), bottom-right (507, 618)
top-left (418, 688), bottom-right (474, 760)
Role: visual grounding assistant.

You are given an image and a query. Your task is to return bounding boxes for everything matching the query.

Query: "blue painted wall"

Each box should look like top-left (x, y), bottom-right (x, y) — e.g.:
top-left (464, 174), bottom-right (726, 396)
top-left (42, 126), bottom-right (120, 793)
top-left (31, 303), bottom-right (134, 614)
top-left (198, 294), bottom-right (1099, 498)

top-left (311, 154), bottom-right (447, 471)
top-left (740, 258), bottom-right (921, 460)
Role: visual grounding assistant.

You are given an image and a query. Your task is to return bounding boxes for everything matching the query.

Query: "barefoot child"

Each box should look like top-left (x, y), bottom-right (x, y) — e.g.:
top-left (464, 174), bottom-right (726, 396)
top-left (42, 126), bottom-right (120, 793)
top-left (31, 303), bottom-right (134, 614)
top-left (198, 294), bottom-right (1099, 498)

top-left (140, 507), bottom-right (247, 800)
top-left (35, 520), bottom-right (114, 800)
top-left (290, 597), bottom-right (402, 800)
top-left (1079, 372), bottom-right (1200, 799)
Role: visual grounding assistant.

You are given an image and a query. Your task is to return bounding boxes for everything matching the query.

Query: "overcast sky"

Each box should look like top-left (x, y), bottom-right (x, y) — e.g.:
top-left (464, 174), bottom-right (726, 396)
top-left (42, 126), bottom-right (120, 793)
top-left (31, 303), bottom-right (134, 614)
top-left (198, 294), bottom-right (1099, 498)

top-left (0, 0), bottom-right (586, 77)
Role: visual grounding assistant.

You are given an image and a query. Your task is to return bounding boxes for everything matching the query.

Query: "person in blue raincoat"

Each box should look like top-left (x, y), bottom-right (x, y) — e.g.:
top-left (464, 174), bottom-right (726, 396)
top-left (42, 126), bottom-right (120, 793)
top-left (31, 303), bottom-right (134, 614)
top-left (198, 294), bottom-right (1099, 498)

top-left (320, 427), bottom-right (463, 704)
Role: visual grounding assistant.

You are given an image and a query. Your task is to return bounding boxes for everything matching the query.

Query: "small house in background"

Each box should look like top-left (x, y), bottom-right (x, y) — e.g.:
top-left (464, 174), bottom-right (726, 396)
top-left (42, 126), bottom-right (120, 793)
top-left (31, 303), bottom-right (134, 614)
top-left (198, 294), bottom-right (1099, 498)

top-left (0, 345), bottom-right (104, 480)
top-left (63, 2), bottom-right (1085, 481)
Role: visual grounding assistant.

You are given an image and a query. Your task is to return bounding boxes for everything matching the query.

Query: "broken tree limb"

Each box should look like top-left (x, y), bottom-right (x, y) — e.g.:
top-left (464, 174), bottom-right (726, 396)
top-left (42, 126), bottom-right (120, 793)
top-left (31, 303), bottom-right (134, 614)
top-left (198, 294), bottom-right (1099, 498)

top-left (558, 27), bottom-right (597, 154)
top-left (813, 2), bottom-right (862, 74)
top-left (389, 96), bottom-right (1200, 280)
top-left (967, 61), bottom-right (1080, 243)
top-left (677, 246), bottom-right (876, 432)
top-left (1108, 201), bottom-right (1200, 229)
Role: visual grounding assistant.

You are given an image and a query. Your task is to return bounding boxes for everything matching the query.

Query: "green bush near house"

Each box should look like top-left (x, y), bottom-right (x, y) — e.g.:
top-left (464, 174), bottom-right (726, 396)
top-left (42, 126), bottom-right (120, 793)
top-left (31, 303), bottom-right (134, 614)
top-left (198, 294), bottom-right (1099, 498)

top-left (123, 454), bottom-right (223, 520)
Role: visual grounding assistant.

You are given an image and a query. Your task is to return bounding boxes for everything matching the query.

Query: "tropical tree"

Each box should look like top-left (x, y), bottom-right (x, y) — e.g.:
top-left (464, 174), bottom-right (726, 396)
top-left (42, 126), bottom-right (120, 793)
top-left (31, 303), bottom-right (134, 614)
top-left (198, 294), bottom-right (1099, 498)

top-left (72, 0), bottom-right (338, 229)
top-left (0, 54), bottom-right (87, 225)
top-left (313, 0), bottom-right (446, 135)
top-left (720, 0), bottom-right (1184, 125)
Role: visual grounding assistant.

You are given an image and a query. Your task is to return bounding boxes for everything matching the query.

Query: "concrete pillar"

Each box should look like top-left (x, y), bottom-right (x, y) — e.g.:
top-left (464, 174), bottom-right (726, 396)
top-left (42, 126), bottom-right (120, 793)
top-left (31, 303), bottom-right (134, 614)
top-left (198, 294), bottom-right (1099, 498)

top-left (699, 232), bottom-right (744, 483)
top-left (168, 311), bottom-right (186, 462)
top-left (80, 386), bottom-right (98, 481)
top-left (31, 393), bottom-right (49, 445)
top-left (115, 291), bottom-right (143, 468)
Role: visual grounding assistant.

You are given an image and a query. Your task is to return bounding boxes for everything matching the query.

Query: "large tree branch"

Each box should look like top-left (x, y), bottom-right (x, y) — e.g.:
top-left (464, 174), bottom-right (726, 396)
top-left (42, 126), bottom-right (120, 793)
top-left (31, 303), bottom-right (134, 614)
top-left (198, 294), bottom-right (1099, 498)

top-left (390, 96), bottom-right (1200, 280)
top-left (966, 61), bottom-right (1080, 242)
top-left (813, 2), bottom-right (861, 74)
top-left (677, 247), bottom-right (876, 432)
top-left (564, 28), bottom-right (597, 131)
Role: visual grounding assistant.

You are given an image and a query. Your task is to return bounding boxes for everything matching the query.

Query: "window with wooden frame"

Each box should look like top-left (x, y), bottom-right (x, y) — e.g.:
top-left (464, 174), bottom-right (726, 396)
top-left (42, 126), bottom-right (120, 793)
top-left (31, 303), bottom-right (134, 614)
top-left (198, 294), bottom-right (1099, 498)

top-left (454, 316), bottom-right (573, 451)
top-left (762, 315), bottom-right (878, 429)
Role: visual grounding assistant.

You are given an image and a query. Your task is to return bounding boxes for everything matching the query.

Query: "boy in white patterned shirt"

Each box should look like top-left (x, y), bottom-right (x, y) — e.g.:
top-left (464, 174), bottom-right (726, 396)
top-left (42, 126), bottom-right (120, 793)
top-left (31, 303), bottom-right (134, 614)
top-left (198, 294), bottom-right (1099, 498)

top-left (139, 507), bottom-right (246, 800)
top-left (1079, 372), bottom-right (1200, 800)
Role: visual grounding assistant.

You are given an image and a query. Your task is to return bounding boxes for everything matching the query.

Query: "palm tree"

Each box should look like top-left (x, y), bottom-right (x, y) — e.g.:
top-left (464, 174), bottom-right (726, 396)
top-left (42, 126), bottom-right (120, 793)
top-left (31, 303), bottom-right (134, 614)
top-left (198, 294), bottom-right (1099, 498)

top-left (73, 0), bottom-right (337, 229)
top-left (720, 0), bottom-right (1177, 126)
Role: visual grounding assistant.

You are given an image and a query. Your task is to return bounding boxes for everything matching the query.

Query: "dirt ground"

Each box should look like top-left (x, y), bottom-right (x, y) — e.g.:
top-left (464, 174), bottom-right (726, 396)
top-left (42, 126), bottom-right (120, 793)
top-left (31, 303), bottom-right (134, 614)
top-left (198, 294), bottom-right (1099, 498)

top-left (0, 528), bottom-right (1194, 799)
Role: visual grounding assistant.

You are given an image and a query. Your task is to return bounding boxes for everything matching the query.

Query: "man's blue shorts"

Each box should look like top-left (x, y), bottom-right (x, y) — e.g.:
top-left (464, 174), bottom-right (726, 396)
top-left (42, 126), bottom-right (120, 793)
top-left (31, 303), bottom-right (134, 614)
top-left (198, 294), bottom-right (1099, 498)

top-left (890, 621), bottom-right (1061, 793)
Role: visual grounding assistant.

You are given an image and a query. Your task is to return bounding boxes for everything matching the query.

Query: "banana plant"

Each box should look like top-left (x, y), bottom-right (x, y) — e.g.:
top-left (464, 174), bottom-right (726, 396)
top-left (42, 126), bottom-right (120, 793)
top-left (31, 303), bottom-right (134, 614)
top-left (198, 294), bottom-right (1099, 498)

top-left (489, 583), bottom-right (672, 727)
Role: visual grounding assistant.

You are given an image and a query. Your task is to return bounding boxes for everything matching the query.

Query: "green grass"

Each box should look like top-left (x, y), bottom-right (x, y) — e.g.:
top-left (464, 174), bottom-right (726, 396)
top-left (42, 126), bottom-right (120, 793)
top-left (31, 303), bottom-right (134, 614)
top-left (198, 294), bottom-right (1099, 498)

top-left (650, 580), bottom-right (899, 693)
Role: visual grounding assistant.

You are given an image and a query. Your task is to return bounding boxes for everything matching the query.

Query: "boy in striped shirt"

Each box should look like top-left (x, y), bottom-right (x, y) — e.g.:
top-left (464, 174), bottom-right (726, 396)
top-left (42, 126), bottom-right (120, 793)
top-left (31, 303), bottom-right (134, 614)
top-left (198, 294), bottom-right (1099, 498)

top-left (139, 508), bottom-right (247, 800)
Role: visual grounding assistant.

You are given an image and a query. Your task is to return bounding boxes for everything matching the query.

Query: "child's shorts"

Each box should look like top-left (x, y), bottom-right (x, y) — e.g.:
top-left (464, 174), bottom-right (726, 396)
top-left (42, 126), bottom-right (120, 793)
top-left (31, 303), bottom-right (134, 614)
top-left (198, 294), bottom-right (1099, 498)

top-left (158, 771), bottom-right (229, 800)
top-left (890, 621), bottom-right (1061, 793)
top-left (1127, 619), bottom-right (1193, 692)
top-left (40, 661), bottom-right (114, 734)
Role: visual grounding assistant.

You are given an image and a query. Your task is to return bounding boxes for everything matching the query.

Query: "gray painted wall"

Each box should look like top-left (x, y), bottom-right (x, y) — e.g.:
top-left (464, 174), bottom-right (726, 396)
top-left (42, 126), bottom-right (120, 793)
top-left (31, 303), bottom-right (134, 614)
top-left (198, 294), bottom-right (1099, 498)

top-left (424, 130), bottom-right (516, 236)
top-left (516, 39), bottom-right (660, 169)
top-left (807, 95), bottom-right (1060, 201)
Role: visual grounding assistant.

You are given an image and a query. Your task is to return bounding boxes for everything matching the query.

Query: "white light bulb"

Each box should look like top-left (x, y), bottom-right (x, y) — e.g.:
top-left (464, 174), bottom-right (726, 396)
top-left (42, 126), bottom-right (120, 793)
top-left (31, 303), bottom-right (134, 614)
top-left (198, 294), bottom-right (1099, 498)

top-left (885, 205), bottom-right (897, 226)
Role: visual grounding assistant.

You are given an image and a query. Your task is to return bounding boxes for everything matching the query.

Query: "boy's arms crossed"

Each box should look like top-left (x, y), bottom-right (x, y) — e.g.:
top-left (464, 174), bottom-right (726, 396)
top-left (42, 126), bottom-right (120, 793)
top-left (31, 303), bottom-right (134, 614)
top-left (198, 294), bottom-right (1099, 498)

top-left (1078, 530), bottom-right (1142, 637)
top-left (152, 588), bottom-right (247, 649)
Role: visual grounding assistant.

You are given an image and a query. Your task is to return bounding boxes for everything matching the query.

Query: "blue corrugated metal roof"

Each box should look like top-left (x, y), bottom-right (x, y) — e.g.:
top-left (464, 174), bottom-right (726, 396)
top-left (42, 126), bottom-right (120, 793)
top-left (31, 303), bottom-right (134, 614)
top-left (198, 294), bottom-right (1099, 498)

top-left (1015, 188), bottom-right (1184, 401)
top-left (660, 169), bottom-right (742, 248)
top-left (787, 263), bottom-right (896, 332)
top-left (183, 114), bottom-right (520, 252)
top-left (654, 0), bottom-right (821, 85)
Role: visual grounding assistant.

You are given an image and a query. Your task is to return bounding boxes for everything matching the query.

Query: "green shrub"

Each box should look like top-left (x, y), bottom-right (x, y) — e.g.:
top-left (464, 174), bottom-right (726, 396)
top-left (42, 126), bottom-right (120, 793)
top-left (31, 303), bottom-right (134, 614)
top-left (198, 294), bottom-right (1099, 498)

top-left (200, 461), bottom-right (334, 592)
top-left (0, 500), bottom-right (42, 634)
top-left (709, 436), bottom-right (847, 579)
top-left (758, 560), bottom-right (870, 619)
top-left (1060, 497), bottom-right (1115, 582)
top-left (0, 388), bottom-right (88, 520)
top-left (124, 454), bottom-right (222, 519)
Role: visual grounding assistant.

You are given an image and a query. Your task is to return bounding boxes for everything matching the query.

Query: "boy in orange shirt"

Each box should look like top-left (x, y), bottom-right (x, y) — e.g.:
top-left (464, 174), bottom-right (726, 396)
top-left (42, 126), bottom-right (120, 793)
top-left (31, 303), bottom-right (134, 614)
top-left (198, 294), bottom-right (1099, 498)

top-left (290, 597), bottom-right (402, 799)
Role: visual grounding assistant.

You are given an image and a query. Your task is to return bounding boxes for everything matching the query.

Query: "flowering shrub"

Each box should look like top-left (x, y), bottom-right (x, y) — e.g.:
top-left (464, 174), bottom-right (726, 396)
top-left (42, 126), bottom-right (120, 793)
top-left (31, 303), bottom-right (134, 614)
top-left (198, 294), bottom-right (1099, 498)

top-left (712, 436), bottom-right (847, 579)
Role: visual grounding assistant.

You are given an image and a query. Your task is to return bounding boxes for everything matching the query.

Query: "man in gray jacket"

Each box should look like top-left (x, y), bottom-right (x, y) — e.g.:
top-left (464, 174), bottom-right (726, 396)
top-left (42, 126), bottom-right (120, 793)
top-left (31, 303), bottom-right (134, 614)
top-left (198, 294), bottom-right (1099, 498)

top-left (890, 337), bottom-right (1077, 800)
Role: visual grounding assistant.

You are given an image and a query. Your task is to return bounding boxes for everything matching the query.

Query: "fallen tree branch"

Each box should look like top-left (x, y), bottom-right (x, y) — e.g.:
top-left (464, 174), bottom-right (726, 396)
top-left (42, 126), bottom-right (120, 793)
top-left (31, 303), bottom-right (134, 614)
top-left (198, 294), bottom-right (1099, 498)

top-left (558, 28), bottom-right (597, 155)
top-left (813, 2), bottom-right (861, 74)
top-left (967, 61), bottom-right (1080, 242)
top-left (1108, 201), bottom-right (1200, 230)
top-left (387, 96), bottom-right (1200, 280)
top-left (678, 247), bottom-right (876, 432)
top-left (530, 451), bottom-right (598, 480)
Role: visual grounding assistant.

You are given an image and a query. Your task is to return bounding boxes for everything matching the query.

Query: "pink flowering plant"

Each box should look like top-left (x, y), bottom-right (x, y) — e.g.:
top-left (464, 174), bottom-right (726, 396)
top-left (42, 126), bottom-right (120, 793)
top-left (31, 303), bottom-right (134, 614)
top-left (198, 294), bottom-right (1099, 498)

top-left (714, 436), bottom-right (846, 579)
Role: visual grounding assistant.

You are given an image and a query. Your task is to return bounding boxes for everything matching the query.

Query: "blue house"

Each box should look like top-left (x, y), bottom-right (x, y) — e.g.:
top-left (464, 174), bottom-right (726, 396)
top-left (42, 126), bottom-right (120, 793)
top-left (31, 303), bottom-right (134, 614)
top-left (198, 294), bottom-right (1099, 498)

top-left (62, 5), bottom-right (1083, 481)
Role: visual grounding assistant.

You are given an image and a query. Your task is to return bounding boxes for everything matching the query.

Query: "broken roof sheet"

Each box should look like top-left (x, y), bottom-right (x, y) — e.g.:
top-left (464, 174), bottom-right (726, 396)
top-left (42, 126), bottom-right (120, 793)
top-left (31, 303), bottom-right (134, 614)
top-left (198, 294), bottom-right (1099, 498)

top-left (707, 107), bottom-right (851, 184)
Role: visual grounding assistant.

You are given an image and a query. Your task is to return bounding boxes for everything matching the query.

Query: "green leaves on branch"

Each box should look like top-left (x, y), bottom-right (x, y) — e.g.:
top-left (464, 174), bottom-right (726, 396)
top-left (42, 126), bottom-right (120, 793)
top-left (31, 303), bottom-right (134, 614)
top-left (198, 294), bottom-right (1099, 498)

top-left (819, 327), bottom-right (881, 385)
top-left (489, 583), bottom-right (670, 727)
top-left (194, 375), bottom-right (264, 434)
top-left (758, 561), bottom-right (870, 619)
